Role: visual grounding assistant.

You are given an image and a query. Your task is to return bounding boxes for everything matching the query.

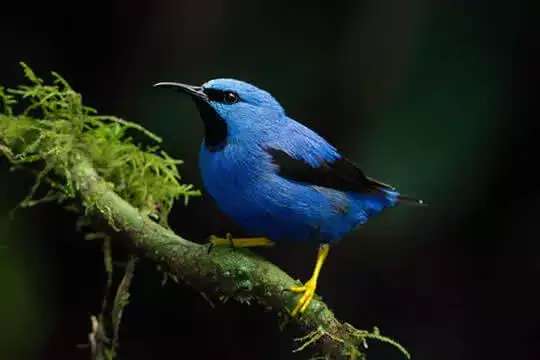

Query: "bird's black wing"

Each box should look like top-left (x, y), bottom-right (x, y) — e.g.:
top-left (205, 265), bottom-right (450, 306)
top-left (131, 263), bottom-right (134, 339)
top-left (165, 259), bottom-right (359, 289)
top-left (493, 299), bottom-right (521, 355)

top-left (265, 147), bottom-right (396, 196)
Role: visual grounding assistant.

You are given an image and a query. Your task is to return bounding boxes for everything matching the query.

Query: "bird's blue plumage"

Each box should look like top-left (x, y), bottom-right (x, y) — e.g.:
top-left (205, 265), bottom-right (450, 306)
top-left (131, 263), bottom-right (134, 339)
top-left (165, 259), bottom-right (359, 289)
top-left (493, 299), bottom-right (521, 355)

top-left (195, 78), bottom-right (407, 245)
top-left (154, 77), bottom-right (425, 316)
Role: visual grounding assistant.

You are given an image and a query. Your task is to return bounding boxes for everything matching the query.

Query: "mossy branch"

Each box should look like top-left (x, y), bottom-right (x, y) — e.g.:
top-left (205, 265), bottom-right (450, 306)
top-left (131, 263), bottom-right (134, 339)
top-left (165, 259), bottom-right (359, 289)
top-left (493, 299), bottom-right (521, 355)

top-left (0, 63), bottom-right (410, 360)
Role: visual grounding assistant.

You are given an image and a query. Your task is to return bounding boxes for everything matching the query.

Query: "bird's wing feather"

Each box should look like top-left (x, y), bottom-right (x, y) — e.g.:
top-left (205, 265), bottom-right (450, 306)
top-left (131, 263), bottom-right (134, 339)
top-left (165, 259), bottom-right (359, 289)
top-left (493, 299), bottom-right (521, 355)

top-left (263, 121), bottom-right (395, 196)
top-left (265, 148), bottom-right (395, 196)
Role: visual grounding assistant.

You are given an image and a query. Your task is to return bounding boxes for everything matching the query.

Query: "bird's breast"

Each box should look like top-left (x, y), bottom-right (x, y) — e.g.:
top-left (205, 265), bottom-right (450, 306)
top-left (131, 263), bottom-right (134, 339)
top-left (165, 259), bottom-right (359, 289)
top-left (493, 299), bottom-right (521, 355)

top-left (198, 143), bottom-right (273, 215)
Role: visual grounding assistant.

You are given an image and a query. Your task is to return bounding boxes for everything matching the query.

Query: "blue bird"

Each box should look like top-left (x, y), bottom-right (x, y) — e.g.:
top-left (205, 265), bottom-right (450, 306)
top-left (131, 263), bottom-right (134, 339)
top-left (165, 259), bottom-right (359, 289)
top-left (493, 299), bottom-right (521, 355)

top-left (154, 78), bottom-right (425, 316)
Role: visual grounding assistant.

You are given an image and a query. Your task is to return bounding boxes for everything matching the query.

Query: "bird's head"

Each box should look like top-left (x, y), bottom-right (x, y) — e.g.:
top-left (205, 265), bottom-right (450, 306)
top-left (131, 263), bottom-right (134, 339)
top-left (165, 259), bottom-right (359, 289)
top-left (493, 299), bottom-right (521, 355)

top-left (154, 78), bottom-right (285, 151)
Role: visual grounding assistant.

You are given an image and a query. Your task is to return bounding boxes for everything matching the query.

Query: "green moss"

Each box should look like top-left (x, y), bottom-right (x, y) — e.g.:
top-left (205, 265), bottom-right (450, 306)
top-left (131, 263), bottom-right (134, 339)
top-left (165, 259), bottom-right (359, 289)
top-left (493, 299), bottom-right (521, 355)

top-left (0, 62), bottom-right (200, 225)
top-left (293, 324), bottom-right (410, 360)
top-left (346, 325), bottom-right (410, 359)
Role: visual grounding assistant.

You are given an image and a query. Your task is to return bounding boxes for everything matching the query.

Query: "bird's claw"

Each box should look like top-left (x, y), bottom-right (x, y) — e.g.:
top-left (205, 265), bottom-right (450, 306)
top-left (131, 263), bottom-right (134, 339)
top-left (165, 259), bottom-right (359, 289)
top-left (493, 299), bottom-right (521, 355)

top-left (208, 234), bottom-right (274, 250)
top-left (207, 233), bottom-right (236, 254)
top-left (289, 278), bottom-right (317, 316)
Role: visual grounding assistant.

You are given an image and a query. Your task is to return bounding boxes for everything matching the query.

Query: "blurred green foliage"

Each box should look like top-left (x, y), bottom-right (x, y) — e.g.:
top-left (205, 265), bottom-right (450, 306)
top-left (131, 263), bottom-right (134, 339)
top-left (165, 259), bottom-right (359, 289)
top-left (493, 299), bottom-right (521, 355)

top-left (0, 214), bottom-right (51, 359)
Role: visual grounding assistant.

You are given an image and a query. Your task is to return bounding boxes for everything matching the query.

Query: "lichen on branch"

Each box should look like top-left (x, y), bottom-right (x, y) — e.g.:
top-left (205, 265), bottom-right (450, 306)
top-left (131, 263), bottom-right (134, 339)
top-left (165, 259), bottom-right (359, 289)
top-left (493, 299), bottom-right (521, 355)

top-left (0, 63), bottom-right (410, 360)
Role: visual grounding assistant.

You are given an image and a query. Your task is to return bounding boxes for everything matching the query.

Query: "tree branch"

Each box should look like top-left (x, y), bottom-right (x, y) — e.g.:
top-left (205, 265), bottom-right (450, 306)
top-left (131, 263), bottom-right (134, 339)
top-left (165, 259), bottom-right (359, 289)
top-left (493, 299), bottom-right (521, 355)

top-left (72, 155), bottom-right (364, 357)
top-left (0, 63), bottom-right (409, 359)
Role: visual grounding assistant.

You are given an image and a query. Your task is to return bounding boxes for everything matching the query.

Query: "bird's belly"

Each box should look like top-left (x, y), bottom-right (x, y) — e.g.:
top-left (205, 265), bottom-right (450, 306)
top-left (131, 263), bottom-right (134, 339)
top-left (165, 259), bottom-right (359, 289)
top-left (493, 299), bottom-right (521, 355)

top-left (200, 159), bottom-right (294, 240)
top-left (199, 149), bottom-right (365, 244)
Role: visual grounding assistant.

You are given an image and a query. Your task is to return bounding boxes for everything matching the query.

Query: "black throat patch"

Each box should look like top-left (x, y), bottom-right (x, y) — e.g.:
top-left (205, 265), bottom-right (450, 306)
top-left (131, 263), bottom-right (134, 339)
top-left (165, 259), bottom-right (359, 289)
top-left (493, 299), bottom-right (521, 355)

top-left (193, 99), bottom-right (228, 152)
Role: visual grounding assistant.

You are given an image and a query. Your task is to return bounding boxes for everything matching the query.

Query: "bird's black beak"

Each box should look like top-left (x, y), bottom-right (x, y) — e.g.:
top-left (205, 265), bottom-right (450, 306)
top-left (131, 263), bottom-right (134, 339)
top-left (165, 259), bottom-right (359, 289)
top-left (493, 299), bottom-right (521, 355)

top-left (153, 82), bottom-right (208, 101)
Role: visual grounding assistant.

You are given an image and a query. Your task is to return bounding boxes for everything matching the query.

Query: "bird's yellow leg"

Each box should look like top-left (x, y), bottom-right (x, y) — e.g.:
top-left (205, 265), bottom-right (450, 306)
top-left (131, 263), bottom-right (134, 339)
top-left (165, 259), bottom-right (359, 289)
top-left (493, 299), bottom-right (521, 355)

top-left (290, 244), bottom-right (330, 316)
top-left (209, 232), bottom-right (275, 247)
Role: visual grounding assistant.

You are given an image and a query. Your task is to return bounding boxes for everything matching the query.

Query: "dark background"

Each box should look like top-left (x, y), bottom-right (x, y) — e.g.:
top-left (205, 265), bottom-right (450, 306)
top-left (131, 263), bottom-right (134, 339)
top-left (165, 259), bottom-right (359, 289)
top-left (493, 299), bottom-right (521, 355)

top-left (0, 1), bottom-right (537, 359)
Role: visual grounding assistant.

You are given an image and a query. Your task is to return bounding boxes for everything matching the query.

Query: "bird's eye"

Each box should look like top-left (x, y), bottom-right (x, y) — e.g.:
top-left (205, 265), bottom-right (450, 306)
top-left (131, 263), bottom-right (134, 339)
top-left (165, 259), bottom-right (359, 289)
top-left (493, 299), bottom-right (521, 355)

top-left (223, 91), bottom-right (239, 104)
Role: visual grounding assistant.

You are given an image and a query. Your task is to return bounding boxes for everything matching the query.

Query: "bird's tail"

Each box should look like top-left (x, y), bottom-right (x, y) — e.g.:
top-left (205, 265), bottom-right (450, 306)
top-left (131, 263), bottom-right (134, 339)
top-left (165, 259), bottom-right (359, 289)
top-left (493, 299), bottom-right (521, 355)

top-left (380, 188), bottom-right (426, 207)
top-left (397, 194), bottom-right (427, 206)
top-left (365, 176), bottom-right (426, 207)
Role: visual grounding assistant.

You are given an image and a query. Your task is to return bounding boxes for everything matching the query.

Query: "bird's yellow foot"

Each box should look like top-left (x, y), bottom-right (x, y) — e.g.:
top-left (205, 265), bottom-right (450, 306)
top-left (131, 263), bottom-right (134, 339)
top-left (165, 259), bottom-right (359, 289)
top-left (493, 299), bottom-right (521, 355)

top-left (290, 277), bottom-right (318, 316)
top-left (208, 233), bottom-right (275, 250)
top-left (289, 244), bottom-right (330, 316)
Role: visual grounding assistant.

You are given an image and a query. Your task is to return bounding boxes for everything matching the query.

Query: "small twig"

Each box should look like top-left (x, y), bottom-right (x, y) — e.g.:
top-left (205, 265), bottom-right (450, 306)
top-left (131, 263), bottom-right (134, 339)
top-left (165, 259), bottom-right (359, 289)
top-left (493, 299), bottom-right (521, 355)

top-left (200, 291), bottom-right (215, 309)
top-left (111, 255), bottom-right (138, 348)
top-left (101, 236), bottom-right (114, 316)
top-left (88, 315), bottom-right (110, 360)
